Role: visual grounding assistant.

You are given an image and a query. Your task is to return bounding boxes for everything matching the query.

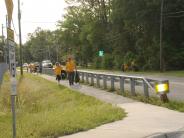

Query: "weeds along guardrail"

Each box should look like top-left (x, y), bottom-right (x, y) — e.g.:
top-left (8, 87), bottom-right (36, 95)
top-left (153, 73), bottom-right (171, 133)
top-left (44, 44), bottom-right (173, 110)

top-left (42, 68), bottom-right (169, 99)
top-left (0, 63), bottom-right (8, 84)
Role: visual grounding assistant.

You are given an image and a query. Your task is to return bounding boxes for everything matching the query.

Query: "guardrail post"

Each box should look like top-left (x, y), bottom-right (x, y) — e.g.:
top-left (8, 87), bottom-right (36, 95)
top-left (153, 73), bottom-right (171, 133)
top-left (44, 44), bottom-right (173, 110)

top-left (110, 76), bottom-right (115, 91)
top-left (82, 72), bottom-right (84, 82)
top-left (86, 73), bottom-right (89, 84)
top-left (52, 69), bottom-right (54, 75)
top-left (47, 69), bottom-right (49, 75)
top-left (97, 74), bottom-right (100, 87)
top-left (130, 78), bottom-right (136, 96)
top-left (44, 69), bottom-right (47, 74)
top-left (42, 68), bottom-right (44, 74)
top-left (143, 80), bottom-right (149, 98)
top-left (103, 75), bottom-right (107, 89)
top-left (120, 77), bottom-right (125, 94)
top-left (91, 73), bottom-right (94, 86)
top-left (43, 69), bottom-right (46, 74)
top-left (45, 69), bottom-right (47, 74)
top-left (47, 69), bottom-right (50, 75)
top-left (49, 69), bottom-right (54, 75)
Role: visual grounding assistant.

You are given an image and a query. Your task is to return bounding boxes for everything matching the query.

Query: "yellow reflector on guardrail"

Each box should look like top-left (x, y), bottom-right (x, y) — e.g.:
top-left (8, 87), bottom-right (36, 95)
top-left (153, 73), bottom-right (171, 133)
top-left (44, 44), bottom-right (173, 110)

top-left (155, 80), bottom-right (169, 94)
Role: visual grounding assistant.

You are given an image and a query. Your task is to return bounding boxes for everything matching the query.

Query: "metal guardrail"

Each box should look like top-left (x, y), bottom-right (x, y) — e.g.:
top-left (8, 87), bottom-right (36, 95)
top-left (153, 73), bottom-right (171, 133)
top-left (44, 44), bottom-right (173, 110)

top-left (42, 68), bottom-right (169, 98)
top-left (78, 70), bottom-right (158, 98)
top-left (42, 68), bottom-right (55, 76)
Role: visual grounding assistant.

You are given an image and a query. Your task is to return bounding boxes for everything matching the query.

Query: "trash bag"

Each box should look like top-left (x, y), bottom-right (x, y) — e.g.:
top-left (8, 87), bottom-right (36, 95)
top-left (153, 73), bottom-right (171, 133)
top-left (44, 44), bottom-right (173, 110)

top-left (61, 70), bottom-right (67, 80)
top-left (74, 71), bottom-right (80, 83)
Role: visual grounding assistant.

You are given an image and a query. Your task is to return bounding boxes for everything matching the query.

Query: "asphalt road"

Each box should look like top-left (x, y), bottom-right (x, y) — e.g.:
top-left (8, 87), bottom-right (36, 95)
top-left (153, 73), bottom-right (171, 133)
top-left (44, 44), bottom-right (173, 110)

top-left (80, 70), bottom-right (184, 101)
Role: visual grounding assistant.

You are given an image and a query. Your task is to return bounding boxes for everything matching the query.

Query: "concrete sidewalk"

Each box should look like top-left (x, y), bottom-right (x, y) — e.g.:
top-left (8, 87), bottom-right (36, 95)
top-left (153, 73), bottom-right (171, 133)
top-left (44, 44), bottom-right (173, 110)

top-left (41, 75), bottom-right (184, 138)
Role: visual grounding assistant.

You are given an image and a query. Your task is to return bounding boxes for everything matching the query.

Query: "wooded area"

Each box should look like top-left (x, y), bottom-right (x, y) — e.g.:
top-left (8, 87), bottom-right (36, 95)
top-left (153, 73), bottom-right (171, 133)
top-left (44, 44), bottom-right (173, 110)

top-left (2, 0), bottom-right (184, 71)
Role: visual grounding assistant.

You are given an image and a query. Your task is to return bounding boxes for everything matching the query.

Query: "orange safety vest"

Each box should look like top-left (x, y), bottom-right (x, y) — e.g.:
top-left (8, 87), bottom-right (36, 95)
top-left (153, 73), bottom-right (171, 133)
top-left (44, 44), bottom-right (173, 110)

top-left (54, 66), bottom-right (62, 75)
top-left (66, 60), bottom-right (75, 72)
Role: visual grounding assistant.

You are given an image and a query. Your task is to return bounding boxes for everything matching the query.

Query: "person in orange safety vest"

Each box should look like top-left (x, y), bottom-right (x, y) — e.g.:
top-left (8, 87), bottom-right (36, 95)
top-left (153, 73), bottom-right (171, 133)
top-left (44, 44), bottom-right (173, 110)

top-left (66, 57), bottom-right (76, 86)
top-left (53, 62), bottom-right (63, 84)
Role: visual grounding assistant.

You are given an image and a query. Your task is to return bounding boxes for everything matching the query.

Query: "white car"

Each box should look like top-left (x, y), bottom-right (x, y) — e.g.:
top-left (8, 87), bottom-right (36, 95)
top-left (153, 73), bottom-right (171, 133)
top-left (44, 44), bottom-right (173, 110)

top-left (23, 63), bottom-right (28, 67)
top-left (42, 60), bottom-right (53, 68)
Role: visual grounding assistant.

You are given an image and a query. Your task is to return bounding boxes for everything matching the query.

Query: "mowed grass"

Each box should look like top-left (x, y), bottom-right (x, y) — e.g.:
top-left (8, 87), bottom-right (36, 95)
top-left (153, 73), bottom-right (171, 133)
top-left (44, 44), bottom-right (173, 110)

top-left (119, 92), bottom-right (184, 112)
top-left (0, 73), bottom-right (126, 138)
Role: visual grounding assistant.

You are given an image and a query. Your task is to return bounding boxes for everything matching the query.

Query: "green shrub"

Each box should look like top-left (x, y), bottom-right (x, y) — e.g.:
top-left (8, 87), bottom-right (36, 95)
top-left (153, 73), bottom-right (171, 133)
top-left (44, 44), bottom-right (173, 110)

top-left (93, 57), bottom-right (102, 69)
top-left (102, 54), bottom-right (114, 69)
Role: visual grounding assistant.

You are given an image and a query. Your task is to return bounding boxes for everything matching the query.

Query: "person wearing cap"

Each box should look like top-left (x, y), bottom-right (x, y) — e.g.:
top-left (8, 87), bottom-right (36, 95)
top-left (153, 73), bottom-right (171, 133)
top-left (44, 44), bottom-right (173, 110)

top-left (66, 57), bottom-right (76, 86)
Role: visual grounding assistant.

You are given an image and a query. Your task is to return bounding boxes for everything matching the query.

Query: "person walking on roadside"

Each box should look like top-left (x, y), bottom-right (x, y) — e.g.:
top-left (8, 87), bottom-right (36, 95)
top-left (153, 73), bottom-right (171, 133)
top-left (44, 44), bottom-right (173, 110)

top-left (66, 57), bottom-right (76, 86)
top-left (53, 62), bottom-right (63, 85)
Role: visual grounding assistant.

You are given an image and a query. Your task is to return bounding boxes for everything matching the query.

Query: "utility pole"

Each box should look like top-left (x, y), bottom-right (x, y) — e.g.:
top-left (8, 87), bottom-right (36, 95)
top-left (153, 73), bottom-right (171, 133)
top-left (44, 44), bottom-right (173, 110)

top-left (2, 24), bottom-right (5, 44)
top-left (1, 24), bottom-right (5, 62)
top-left (56, 45), bottom-right (59, 61)
top-left (48, 45), bottom-right (51, 60)
top-left (5, 15), bottom-right (9, 64)
top-left (18, 0), bottom-right (23, 75)
top-left (160, 0), bottom-right (164, 72)
top-left (159, 0), bottom-right (169, 102)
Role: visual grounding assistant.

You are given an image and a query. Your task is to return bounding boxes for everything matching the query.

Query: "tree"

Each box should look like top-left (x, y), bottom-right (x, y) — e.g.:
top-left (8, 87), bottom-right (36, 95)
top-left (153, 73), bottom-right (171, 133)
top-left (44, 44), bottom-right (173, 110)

top-left (23, 0), bottom-right (184, 71)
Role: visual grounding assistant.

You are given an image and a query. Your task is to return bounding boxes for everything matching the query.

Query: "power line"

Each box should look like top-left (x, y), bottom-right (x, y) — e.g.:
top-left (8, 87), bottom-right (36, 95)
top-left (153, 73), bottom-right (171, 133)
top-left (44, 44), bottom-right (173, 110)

top-left (18, 0), bottom-right (23, 75)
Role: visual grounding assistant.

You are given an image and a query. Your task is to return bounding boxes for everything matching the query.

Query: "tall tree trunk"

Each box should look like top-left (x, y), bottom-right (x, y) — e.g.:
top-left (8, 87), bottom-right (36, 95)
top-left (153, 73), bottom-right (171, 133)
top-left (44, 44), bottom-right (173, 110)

top-left (101, 0), bottom-right (107, 23)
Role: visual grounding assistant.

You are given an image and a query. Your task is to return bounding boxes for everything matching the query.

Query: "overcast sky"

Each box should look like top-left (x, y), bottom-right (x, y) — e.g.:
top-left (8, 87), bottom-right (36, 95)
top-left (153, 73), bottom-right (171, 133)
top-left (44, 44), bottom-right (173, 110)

top-left (0, 0), bottom-right (68, 43)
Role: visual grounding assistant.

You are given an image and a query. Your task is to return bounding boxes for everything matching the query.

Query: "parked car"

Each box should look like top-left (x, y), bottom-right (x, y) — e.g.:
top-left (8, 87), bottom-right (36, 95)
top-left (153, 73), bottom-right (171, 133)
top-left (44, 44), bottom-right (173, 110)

top-left (23, 63), bottom-right (28, 68)
top-left (42, 60), bottom-right (53, 68)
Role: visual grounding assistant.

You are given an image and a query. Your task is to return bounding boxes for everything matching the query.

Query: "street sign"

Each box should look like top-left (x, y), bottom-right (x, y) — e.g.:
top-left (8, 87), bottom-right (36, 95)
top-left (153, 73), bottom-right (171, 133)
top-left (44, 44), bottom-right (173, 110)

top-left (5, 0), bottom-right (14, 25)
top-left (8, 40), bottom-right (16, 94)
top-left (7, 27), bottom-right (14, 41)
top-left (98, 50), bottom-right (104, 57)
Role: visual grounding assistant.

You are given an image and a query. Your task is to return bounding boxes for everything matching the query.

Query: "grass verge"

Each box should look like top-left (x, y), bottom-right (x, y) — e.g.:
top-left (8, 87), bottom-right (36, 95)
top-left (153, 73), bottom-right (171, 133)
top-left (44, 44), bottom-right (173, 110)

top-left (0, 73), bottom-right (126, 138)
top-left (80, 81), bottom-right (184, 112)
top-left (118, 91), bottom-right (184, 112)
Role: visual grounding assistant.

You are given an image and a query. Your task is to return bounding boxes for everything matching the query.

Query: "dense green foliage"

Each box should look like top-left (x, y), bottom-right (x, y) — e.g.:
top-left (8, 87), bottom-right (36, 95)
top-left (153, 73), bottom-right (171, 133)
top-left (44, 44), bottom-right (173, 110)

top-left (17, 0), bottom-right (184, 70)
top-left (0, 73), bottom-right (125, 137)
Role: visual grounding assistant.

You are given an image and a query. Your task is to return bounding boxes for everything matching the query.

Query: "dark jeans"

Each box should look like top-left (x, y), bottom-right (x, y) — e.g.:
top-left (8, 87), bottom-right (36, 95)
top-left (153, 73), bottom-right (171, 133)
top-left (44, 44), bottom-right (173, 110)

top-left (68, 72), bottom-right (74, 85)
top-left (56, 75), bottom-right (61, 81)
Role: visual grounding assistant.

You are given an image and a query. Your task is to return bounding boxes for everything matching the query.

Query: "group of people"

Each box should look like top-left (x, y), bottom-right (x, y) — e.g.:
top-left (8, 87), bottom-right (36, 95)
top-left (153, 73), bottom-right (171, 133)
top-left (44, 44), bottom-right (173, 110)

top-left (53, 57), bottom-right (79, 86)
top-left (121, 61), bottom-right (138, 72)
top-left (28, 63), bottom-right (37, 73)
